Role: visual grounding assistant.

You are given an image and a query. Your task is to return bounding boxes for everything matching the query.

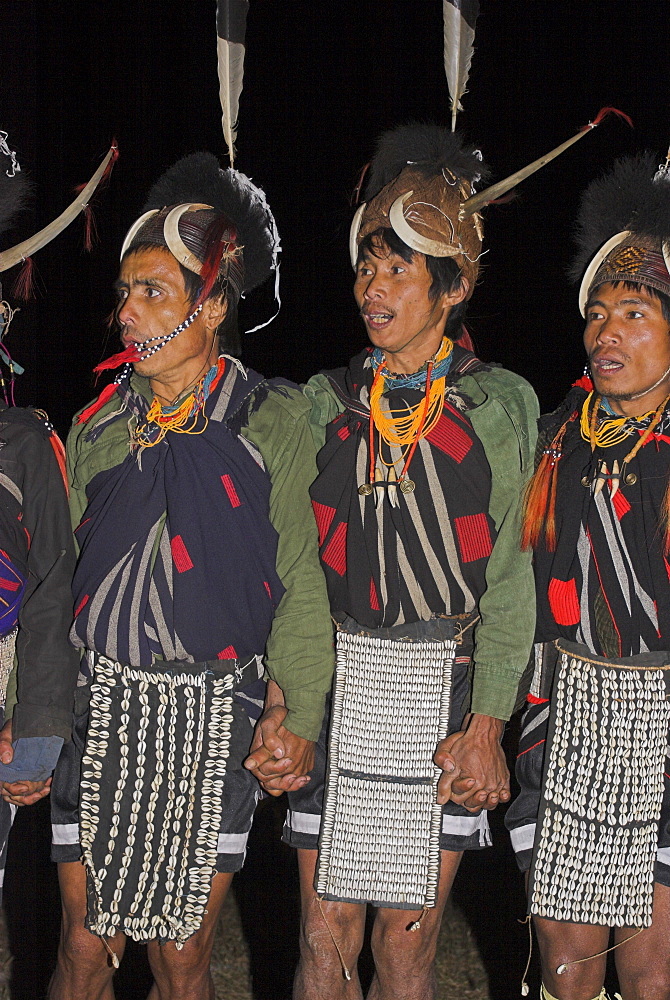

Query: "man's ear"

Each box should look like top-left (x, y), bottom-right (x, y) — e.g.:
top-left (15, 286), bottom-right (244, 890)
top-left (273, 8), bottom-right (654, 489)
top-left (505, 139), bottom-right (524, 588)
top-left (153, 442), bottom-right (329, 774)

top-left (203, 294), bottom-right (228, 331)
top-left (446, 277), bottom-right (469, 306)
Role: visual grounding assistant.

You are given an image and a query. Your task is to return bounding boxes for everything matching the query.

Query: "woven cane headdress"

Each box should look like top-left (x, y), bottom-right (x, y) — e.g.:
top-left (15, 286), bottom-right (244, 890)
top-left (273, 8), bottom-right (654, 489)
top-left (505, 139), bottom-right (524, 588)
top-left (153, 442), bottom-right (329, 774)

top-left (571, 151), bottom-right (670, 315)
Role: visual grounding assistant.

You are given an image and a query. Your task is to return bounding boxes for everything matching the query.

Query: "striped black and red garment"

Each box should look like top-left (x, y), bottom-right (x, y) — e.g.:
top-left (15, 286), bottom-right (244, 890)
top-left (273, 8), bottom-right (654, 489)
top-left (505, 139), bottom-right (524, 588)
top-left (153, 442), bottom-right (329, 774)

top-left (71, 364), bottom-right (287, 667)
top-left (310, 345), bottom-right (496, 628)
top-left (534, 386), bottom-right (670, 657)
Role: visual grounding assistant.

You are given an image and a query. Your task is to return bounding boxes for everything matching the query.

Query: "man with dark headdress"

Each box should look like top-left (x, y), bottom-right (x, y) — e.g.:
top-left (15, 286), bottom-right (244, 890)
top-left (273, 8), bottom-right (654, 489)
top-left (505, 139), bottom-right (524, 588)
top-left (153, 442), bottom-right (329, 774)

top-left (245, 124), bottom-right (540, 1000)
top-left (0, 134), bottom-right (84, 892)
top-left (48, 153), bottom-right (333, 999)
top-left (506, 153), bottom-right (670, 1000)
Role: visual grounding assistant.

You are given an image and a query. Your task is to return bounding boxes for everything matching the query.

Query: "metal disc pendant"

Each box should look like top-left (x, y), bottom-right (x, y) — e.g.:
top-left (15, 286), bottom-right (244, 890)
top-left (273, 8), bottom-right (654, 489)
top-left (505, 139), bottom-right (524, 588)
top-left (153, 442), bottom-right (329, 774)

top-left (399, 478), bottom-right (415, 494)
top-left (624, 472), bottom-right (638, 486)
top-left (581, 475), bottom-right (590, 487)
top-left (358, 483), bottom-right (373, 496)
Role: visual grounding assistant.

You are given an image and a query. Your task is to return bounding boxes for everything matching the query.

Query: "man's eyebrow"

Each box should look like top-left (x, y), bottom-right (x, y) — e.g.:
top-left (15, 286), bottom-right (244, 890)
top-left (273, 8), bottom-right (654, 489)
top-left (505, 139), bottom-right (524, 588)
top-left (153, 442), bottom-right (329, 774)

top-left (112, 276), bottom-right (163, 290)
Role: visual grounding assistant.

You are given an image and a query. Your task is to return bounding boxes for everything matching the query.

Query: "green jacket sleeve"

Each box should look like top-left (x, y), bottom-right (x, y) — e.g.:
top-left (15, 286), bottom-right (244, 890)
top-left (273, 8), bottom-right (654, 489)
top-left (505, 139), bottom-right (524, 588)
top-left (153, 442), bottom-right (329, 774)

top-left (462, 369), bottom-right (539, 720)
top-left (243, 387), bottom-right (335, 741)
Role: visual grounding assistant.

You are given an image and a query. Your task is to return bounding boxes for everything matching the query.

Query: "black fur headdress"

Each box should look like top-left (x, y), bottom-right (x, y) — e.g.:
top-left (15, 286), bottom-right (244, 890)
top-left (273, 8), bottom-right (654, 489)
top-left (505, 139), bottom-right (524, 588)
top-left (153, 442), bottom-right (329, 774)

top-left (363, 123), bottom-right (489, 202)
top-left (571, 153), bottom-right (670, 282)
top-left (0, 169), bottom-right (30, 245)
top-left (136, 152), bottom-right (279, 295)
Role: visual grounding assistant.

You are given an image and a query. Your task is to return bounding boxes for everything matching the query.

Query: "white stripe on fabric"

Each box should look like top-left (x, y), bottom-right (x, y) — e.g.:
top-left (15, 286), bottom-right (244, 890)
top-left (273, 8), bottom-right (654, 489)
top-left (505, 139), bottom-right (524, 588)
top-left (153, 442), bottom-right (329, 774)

top-left (52, 823), bottom-right (80, 845)
top-left (657, 847), bottom-right (670, 867)
top-left (522, 705), bottom-right (550, 738)
top-left (217, 832), bottom-right (249, 854)
top-left (442, 810), bottom-right (491, 846)
top-left (286, 809), bottom-right (321, 835)
top-left (510, 823), bottom-right (536, 854)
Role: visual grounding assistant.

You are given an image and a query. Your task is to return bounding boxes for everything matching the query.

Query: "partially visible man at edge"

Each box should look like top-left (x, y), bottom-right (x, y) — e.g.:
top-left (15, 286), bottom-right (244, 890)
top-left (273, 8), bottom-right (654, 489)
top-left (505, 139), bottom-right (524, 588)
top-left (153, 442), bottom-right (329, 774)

top-left (246, 125), bottom-right (539, 1000)
top-left (0, 140), bottom-right (80, 890)
top-left (48, 153), bottom-right (333, 1000)
top-left (506, 153), bottom-right (670, 1000)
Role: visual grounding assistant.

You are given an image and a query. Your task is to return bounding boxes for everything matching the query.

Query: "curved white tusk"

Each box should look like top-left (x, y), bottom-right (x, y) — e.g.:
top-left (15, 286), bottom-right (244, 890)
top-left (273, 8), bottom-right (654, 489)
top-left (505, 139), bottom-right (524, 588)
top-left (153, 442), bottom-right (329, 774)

top-left (389, 191), bottom-right (460, 258)
top-left (349, 203), bottom-right (366, 269)
top-left (163, 203), bottom-right (214, 274)
top-left (119, 209), bottom-right (160, 262)
top-left (578, 231), bottom-right (630, 316)
top-left (663, 240), bottom-right (670, 278)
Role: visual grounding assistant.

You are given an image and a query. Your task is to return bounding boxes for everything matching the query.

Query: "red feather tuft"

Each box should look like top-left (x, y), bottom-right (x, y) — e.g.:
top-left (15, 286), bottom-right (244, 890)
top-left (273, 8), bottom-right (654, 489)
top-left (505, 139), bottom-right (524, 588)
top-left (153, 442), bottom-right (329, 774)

top-left (93, 344), bottom-right (139, 376)
top-left (75, 382), bottom-right (119, 425)
top-left (196, 217), bottom-right (238, 307)
top-left (82, 204), bottom-right (98, 252)
top-left (581, 107), bottom-right (633, 132)
top-left (74, 140), bottom-right (120, 196)
top-left (572, 375), bottom-right (594, 391)
top-left (12, 257), bottom-right (35, 301)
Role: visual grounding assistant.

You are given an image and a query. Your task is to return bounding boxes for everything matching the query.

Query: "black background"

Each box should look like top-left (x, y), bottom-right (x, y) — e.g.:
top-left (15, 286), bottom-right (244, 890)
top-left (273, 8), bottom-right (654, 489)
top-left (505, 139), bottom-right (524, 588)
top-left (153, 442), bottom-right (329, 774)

top-left (1, 0), bottom-right (669, 436)
top-left (1, 3), bottom-right (668, 996)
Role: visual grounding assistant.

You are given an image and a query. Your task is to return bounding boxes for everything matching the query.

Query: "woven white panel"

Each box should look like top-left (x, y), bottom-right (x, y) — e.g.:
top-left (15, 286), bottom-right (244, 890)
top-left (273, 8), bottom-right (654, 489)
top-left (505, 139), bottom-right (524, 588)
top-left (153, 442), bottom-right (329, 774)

top-left (316, 630), bottom-right (455, 908)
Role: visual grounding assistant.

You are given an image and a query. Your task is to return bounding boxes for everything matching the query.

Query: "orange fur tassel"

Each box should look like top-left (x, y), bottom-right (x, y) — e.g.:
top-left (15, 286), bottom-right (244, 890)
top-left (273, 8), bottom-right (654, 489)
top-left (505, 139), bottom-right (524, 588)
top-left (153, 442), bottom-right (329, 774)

top-left (522, 415), bottom-right (576, 551)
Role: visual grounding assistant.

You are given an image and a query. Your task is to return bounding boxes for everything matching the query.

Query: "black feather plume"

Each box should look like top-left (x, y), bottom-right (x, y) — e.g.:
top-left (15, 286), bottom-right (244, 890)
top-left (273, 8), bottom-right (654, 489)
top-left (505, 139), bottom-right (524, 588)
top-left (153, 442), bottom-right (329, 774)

top-left (571, 153), bottom-right (670, 281)
top-left (363, 123), bottom-right (490, 201)
top-left (0, 169), bottom-right (30, 243)
top-left (143, 152), bottom-right (277, 293)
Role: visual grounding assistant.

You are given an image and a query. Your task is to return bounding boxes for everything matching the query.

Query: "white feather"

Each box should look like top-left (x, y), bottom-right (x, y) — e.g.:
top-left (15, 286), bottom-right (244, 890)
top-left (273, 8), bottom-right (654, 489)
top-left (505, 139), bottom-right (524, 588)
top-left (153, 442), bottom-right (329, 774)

top-left (443, 1), bottom-right (477, 132)
top-left (217, 37), bottom-right (245, 168)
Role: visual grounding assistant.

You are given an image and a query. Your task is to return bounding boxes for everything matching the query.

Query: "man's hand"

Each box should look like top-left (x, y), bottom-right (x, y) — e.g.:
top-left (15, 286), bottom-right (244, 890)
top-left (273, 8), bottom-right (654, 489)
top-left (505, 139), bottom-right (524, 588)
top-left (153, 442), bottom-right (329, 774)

top-left (434, 714), bottom-right (508, 811)
top-left (0, 719), bottom-right (53, 805)
top-left (244, 680), bottom-right (315, 795)
top-left (1, 777), bottom-right (51, 806)
top-left (0, 719), bottom-right (13, 765)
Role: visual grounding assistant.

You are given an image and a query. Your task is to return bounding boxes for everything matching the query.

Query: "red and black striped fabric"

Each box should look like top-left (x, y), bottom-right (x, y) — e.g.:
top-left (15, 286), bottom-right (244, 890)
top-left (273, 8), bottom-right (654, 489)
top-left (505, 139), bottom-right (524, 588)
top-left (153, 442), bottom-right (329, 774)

top-left (534, 386), bottom-right (670, 657)
top-left (310, 346), bottom-right (496, 628)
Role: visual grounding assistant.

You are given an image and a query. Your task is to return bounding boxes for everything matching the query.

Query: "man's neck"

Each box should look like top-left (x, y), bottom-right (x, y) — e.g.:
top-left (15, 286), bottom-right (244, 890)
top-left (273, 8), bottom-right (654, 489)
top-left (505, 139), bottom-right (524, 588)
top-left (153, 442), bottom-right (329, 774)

top-left (149, 349), bottom-right (219, 406)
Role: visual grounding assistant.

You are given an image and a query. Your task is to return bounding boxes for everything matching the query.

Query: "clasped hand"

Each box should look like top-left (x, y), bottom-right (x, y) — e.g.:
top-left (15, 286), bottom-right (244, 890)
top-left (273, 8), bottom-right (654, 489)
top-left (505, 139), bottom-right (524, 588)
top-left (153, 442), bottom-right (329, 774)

top-left (244, 681), bottom-right (315, 795)
top-left (433, 713), bottom-right (509, 812)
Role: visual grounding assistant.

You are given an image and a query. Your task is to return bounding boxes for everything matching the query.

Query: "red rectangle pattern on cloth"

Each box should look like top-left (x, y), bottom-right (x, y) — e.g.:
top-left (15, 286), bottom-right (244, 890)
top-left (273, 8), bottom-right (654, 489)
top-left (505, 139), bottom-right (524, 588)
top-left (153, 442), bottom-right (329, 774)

top-left (0, 577), bottom-right (20, 592)
top-left (370, 576), bottom-right (380, 611)
top-left (74, 594), bottom-right (89, 618)
top-left (171, 535), bottom-right (194, 573)
top-left (221, 474), bottom-right (242, 508)
top-left (547, 576), bottom-right (581, 626)
top-left (217, 645), bottom-right (237, 659)
top-left (322, 521), bottom-right (348, 576)
top-left (337, 425), bottom-right (350, 441)
top-left (312, 501), bottom-right (336, 547)
top-left (425, 413), bottom-right (472, 463)
top-left (454, 513), bottom-right (493, 563)
top-left (611, 490), bottom-right (631, 520)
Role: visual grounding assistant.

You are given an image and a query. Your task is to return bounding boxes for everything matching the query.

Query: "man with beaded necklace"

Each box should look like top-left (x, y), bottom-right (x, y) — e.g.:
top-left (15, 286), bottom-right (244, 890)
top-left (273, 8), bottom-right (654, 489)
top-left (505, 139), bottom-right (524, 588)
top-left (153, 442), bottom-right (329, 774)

top-left (48, 153), bottom-right (334, 1000)
top-left (506, 153), bottom-right (670, 1000)
top-left (245, 125), bottom-right (540, 1000)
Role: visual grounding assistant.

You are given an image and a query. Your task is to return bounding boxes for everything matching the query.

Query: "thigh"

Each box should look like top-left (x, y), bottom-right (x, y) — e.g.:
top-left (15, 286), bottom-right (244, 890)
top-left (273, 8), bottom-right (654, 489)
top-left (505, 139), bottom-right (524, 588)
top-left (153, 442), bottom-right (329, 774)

top-left (615, 882), bottom-right (670, 988)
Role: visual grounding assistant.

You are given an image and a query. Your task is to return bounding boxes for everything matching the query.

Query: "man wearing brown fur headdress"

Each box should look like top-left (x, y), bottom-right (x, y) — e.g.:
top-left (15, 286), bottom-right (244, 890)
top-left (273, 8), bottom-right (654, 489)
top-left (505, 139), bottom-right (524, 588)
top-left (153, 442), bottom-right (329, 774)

top-left (506, 153), bottom-right (670, 1000)
top-left (246, 124), bottom-right (540, 1000)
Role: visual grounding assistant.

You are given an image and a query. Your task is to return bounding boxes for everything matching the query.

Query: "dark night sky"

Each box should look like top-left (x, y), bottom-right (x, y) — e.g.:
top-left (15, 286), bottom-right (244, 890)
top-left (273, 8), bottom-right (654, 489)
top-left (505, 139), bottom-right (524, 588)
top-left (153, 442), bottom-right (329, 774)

top-left (1, 0), bottom-right (669, 435)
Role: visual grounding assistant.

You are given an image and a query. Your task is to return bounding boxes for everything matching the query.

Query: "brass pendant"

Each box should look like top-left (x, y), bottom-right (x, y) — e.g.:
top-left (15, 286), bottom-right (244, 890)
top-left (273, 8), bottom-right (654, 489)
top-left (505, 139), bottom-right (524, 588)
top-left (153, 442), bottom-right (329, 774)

top-left (624, 472), bottom-right (638, 486)
top-left (358, 483), bottom-right (373, 496)
top-left (399, 478), bottom-right (415, 494)
top-left (581, 475), bottom-right (590, 488)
